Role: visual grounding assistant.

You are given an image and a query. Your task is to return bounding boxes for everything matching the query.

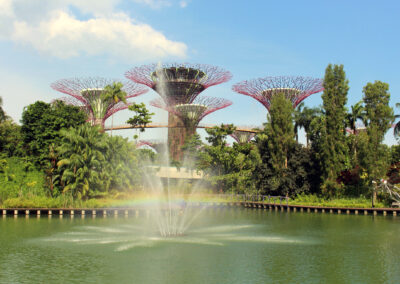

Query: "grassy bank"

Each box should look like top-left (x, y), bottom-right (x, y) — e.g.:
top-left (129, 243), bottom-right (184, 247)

top-left (0, 193), bottom-right (389, 209)
top-left (288, 194), bottom-right (386, 208)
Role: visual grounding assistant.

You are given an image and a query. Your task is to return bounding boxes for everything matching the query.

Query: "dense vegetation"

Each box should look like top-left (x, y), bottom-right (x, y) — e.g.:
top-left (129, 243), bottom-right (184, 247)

top-left (0, 64), bottom-right (399, 208)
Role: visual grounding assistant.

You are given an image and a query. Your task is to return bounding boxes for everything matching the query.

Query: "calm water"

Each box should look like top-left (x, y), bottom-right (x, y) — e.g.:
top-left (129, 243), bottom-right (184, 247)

top-left (0, 208), bottom-right (400, 283)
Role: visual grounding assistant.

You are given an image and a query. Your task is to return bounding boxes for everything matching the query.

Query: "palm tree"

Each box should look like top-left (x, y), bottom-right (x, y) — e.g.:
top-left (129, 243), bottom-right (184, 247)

top-left (294, 103), bottom-right (305, 143)
top-left (346, 101), bottom-right (365, 134)
top-left (294, 103), bottom-right (321, 147)
top-left (57, 124), bottom-right (108, 199)
top-left (394, 103), bottom-right (400, 139)
top-left (0, 96), bottom-right (7, 123)
top-left (346, 101), bottom-right (367, 166)
top-left (102, 82), bottom-right (127, 136)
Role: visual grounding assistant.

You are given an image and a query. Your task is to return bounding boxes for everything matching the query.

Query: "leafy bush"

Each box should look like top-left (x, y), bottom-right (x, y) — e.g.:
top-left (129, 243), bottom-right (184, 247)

top-left (0, 157), bottom-right (46, 204)
top-left (289, 193), bottom-right (385, 208)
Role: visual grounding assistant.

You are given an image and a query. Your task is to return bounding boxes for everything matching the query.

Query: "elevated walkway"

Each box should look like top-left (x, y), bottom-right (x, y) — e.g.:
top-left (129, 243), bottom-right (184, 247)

top-left (104, 123), bottom-right (261, 133)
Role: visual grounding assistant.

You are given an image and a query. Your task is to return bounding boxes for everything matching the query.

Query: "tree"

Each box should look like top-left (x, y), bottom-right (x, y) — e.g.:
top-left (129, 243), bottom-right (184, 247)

top-left (21, 100), bottom-right (87, 167)
top-left (182, 133), bottom-right (203, 170)
top-left (102, 82), bottom-right (127, 136)
top-left (294, 103), bottom-right (321, 147)
top-left (319, 64), bottom-right (349, 196)
top-left (0, 119), bottom-right (24, 157)
top-left (127, 103), bottom-right (154, 137)
top-left (392, 145), bottom-right (400, 164)
top-left (346, 101), bottom-right (366, 166)
top-left (394, 103), bottom-right (400, 140)
top-left (361, 81), bottom-right (394, 183)
top-left (57, 124), bottom-right (107, 199)
top-left (265, 93), bottom-right (295, 172)
top-left (0, 96), bottom-right (8, 123)
top-left (102, 135), bottom-right (142, 192)
top-left (346, 101), bottom-right (365, 134)
top-left (197, 124), bottom-right (260, 194)
top-left (255, 94), bottom-right (315, 197)
top-left (57, 124), bottom-right (143, 199)
top-left (197, 124), bottom-right (235, 192)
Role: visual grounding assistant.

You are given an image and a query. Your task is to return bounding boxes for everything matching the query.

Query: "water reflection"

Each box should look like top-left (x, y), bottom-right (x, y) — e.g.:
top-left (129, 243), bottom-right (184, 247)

top-left (1, 208), bottom-right (400, 283)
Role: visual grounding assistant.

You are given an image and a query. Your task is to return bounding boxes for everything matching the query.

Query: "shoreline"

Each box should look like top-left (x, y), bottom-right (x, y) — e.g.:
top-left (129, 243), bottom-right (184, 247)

top-left (2, 201), bottom-right (399, 216)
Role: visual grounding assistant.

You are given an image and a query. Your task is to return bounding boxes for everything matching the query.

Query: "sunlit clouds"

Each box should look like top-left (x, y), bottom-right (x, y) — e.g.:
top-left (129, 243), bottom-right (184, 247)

top-left (0, 0), bottom-right (187, 61)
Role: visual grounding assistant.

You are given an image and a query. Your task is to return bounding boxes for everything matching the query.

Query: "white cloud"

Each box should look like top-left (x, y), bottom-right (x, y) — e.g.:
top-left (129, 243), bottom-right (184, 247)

top-left (0, 0), bottom-right (187, 61)
top-left (0, 0), bottom-right (13, 16)
top-left (131, 0), bottom-right (171, 9)
top-left (179, 1), bottom-right (187, 8)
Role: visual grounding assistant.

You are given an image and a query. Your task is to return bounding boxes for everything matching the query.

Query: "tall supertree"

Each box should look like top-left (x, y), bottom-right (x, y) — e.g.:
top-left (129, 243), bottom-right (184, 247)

top-left (51, 77), bottom-right (147, 129)
top-left (232, 76), bottom-right (324, 111)
top-left (151, 96), bottom-right (232, 159)
top-left (230, 130), bottom-right (256, 144)
top-left (125, 63), bottom-right (232, 161)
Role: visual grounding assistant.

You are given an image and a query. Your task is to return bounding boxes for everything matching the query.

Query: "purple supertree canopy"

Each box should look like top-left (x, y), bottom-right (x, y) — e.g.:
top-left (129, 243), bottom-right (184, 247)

top-left (125, 63), bottom-right (232, 106)
top-left (137, 140), bottom-right (167, 153)
top-left (51, 77), bottom-right (147, 127)
top-left (150, 96), bottom-right (232, 130)
top-left (232, 76), bottom-right (324, 111)
top-left (230, 130), bottom-right (256, 144)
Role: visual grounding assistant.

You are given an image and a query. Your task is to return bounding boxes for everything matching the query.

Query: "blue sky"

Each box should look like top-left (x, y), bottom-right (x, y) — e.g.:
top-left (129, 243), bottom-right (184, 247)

top-left (0, 0), bottom-right (399, 145)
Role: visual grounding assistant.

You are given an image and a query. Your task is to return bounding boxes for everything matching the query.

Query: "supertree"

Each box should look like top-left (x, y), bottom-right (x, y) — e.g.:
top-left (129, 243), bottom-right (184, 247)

top-left (125, 63), bottom-right (232, 161)
top-left (232, 76), bottom-right (324, 111)
top-left (230, 130), bottom-right (256, 144)
top-left (151, 96), bottom-right (232, 160)
top-left (137, 139), bottom-right (167, 153)
top-left (51, 77), bottom-right (147, 129)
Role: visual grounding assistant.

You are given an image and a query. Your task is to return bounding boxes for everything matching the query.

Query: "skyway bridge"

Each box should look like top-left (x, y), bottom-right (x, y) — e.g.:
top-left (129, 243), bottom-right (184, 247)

top-left (104, 123), bottom-right (262, 133)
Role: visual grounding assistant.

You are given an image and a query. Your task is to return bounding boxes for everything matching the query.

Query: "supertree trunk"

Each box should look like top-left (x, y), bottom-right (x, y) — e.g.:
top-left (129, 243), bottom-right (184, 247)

top-left (126, 63), bottom-right (232, 162)
top-left (168, 113), bottom-right (186, 162)
top-left (151, 96), bottom-right (232, 161)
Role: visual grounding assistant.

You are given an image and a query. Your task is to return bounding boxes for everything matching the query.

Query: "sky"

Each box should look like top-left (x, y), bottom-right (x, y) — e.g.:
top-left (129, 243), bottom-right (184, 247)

top-left (0, 0), bottom-right (399, 145)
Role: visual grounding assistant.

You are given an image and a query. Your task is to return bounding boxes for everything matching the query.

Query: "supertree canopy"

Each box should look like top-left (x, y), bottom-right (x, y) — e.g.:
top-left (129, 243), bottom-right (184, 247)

top-left (125, 63), bottom-right (232, 106)
top-left (126, 63), bottom-right (232, 161)
top-left (232, 76), bottom-right (323, 111)
top-left (51, 77), bottom-right (147, 128)
top-left (137, 140), bottom-right (167, 153)
top-left (151, 96), bottom-right (232, 136)
top-left (230, 130), bottom-right (256, 144)
top-left (151, 96), bottom-right (232, 160)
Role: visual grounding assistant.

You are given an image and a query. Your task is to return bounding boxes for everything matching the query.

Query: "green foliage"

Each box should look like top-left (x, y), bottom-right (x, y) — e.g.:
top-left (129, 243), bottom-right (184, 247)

top-left (255, 93), bottom-right (306, 197)
top-left (289, 193), bottom-right (385, 208)
top-left (346, 101), bottom-right (365, 132)
top-left (21, 100), bottom-right (87, 167)
top-left (361, 81), bottom-right (394, 182)
top-left (137, 148), bottom-right (157, 164)
top-left (127, 102), bottom-right (154, 133)
top-left (103, 135), bottom-right (142, 191)
top-left (391, 145), bottom-right (400, 164)
top-left (265, 93), bottom-right (295, 172)
top-left (294, 103), bottom-right (321, 146)
top-left (0, 96), bottom-right (7, 123)
top-left (256, 139), bottom-right (318, 197)
top-left (394, 103), bottom-right (400, 140)
top-left (182, 133), bottom-right (203, 170)
top-left (57, 124), bottom-right (108, 199)
top-left (57, 124), bottom-right (142, 199)
top-left (345, 101), bottom-right (366, 168)
top-left (102, 82), bottom-right (127, 104)
top-left (0, 119), bottom-right (24, 157)
top-left (0, 157), bottom-right (45, 204)
top-left (197, 124), bottom-right (260, 194)
top-left (205, 124), bottom-right (235, 146)
top-left (319, 64), bottom-right (349, 196)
